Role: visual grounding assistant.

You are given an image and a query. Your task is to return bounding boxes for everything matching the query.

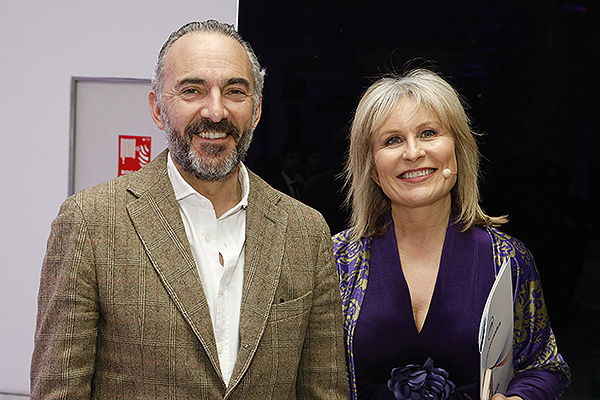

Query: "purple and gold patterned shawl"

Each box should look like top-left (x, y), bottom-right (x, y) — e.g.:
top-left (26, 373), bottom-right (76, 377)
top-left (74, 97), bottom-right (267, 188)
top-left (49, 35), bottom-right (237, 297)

top-left (332, 225), bottom-right (571, 400)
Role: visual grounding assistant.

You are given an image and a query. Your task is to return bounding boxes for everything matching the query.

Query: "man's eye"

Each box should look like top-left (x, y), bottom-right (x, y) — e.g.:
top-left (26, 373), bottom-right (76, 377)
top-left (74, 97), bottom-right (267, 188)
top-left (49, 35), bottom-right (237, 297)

top-left (227, 88), bottom-right (249, 97)
top-left (182, 88), bottom-right (199, 95)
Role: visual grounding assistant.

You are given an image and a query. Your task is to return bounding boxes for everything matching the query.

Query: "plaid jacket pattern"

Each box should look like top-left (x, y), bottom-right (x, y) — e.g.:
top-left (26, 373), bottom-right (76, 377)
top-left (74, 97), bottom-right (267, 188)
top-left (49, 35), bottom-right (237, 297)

top-left (31, 151), bottom-right (348, 399)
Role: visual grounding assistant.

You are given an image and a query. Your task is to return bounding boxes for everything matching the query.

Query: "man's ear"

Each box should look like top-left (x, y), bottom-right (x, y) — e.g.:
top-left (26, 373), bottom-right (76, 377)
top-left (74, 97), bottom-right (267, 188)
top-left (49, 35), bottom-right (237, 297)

top-left (148, 91), bottom-right (165, 131)
top-left (252, 96), bottom-right (263, 129)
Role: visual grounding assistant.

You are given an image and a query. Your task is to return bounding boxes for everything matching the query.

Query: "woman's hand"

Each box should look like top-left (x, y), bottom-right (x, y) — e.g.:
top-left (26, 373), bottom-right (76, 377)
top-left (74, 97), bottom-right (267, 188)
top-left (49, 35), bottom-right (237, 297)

top-left (490, 394), bottom-right (523, 400)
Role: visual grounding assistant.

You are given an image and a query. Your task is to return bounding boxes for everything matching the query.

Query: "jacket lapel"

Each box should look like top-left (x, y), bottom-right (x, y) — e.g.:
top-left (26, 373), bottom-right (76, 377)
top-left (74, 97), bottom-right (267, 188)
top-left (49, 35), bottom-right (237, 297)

top-left (227, 172), bottom-right (289, 392)
top-left (125, 151), bottom-right (222, 378)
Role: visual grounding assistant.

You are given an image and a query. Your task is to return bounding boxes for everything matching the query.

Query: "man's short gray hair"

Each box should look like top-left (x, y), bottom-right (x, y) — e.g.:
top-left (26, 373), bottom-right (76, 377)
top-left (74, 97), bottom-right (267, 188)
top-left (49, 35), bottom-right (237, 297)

top-left (151, 20), bottom-right (266, 109)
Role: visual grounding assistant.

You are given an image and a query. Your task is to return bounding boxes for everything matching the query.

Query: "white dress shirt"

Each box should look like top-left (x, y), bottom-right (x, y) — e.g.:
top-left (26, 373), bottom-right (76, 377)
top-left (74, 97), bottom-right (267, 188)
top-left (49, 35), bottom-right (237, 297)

top-left (167, 153), bottom-right (248, 386)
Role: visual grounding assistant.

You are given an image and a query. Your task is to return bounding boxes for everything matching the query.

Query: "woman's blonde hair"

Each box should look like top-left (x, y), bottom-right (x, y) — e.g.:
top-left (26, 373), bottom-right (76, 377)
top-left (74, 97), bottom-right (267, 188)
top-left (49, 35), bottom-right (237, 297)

top-left (345, 69), bottom-right (506, 238)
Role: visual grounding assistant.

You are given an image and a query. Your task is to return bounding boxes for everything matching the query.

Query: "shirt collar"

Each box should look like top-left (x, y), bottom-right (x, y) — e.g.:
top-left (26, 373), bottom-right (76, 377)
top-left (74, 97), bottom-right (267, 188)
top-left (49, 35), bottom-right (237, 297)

top-left (167, 151), bottom-right (249, 214)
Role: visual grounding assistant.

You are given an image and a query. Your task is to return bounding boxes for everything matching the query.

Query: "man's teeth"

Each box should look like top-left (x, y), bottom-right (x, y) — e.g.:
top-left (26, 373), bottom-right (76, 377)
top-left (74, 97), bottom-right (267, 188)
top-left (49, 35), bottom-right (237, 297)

top-left (198, 132), bottom-right (227, 139)
top-left (401, 169), bottom-right (435, 179)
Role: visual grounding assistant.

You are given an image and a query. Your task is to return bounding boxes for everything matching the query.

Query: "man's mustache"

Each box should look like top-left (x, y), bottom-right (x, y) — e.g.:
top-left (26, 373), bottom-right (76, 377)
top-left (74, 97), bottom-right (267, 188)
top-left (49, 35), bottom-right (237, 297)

top-left (185, 119), bottom-right (240, 141)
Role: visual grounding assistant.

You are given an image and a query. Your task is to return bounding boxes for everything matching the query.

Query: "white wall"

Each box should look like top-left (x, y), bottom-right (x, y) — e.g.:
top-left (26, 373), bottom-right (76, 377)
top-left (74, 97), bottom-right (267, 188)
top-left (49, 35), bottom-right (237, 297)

top-left (0, 1), bottom-right (238, 395)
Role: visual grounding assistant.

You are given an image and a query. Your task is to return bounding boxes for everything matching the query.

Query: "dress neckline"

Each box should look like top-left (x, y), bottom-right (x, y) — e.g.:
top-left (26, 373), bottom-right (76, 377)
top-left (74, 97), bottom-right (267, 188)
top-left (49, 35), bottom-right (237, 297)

top-left (379, 215), bottom-right (457, 335)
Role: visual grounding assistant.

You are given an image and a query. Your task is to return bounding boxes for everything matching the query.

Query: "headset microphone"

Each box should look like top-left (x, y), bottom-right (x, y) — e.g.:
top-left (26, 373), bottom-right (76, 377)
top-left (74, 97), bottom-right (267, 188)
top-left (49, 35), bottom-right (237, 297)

top-left (442, 168), bottom-right (456, 179)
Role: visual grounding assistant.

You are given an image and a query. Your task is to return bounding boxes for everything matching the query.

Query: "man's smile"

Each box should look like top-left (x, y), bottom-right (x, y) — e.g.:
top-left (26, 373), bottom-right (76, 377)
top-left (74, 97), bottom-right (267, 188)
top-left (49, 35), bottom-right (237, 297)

top-left (195, 131), bottom-right (228, 139)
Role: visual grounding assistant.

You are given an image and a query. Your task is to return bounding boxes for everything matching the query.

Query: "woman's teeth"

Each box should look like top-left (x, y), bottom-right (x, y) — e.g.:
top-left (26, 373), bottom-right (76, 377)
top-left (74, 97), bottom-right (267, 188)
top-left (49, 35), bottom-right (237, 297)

top-left (401, 169), bottom-right (435, 179)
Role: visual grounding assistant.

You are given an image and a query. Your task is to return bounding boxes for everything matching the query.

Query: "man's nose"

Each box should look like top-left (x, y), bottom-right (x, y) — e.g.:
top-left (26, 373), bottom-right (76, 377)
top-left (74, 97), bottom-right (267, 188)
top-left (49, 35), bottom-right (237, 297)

top-left (200, 89), bottom-right (229, 122)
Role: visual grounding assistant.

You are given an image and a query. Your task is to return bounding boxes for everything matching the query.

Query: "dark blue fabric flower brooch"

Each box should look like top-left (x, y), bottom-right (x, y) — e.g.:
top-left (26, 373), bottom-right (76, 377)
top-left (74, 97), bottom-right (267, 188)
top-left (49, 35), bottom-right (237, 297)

top-left (387, 357), bottom-right (456, 400)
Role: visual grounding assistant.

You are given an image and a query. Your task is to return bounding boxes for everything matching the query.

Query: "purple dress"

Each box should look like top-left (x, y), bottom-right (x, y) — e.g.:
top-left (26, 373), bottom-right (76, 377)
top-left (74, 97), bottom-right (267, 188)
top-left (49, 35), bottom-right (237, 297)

top-left (353, 219), bottom-right (494, 399)
top-left (333, 215), bottom-right (571, 400)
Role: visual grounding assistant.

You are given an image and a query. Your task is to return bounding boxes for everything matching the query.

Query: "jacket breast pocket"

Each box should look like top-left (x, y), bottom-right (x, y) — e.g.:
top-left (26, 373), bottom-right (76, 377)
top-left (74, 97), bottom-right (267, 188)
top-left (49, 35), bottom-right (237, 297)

top-left (238, 291), bottom-right (313, 399)
top-left (243, 290), bottom-right (313, 391)
top-left (268, 290), bottom-right (313, 322)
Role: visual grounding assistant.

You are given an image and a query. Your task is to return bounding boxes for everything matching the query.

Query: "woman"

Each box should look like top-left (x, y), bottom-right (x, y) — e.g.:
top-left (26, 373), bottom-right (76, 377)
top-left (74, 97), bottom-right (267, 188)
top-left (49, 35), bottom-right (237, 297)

top-left (333, 69), bottom-right (570, 400)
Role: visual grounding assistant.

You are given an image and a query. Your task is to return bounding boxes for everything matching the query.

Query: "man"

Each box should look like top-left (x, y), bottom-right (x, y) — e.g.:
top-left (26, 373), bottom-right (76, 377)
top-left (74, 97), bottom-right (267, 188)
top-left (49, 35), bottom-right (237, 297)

top-left (31, 20), bottom-right (348, 399)
top-left (268, 141), bottom-right (305, 200)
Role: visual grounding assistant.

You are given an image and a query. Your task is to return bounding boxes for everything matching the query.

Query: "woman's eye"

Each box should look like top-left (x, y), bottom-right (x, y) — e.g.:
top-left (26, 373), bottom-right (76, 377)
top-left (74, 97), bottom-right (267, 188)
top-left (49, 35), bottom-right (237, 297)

top-left (420, 129), bottom-right (437, 138)
top-left (385, 136), bottom-right (402, 145)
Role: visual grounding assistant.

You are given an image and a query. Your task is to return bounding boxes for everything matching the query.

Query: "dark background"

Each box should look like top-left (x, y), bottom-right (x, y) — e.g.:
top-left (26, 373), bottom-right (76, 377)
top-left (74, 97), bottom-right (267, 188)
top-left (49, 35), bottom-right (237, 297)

top-left (239, 1), bottom-right (599, 397)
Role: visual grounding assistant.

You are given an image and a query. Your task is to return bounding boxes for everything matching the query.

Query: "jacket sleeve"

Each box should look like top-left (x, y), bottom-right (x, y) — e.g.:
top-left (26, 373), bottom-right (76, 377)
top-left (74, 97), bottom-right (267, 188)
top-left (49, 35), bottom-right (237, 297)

top-left (31, 195), bottom-right (99, 399)
top-left (501, 234), bottom-right (571, 400)
top-left (295, 217), bottom-right (349, 399)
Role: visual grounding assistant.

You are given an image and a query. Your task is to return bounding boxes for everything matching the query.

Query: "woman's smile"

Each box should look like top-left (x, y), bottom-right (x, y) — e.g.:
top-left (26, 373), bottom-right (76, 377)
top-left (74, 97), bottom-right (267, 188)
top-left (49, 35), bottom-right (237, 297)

top-left (399, 168), bottom-right (437, 180)
top-left (372, 99), bottom-right (457, 210)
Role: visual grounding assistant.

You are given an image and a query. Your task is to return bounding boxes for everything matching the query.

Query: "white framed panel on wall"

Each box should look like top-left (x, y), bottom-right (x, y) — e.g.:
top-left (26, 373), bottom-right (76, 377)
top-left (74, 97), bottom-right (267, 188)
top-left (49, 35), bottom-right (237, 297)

top-left (70, 77), bottom-right (167, 194)
top-left (1, 1), bottom-right (239, 394)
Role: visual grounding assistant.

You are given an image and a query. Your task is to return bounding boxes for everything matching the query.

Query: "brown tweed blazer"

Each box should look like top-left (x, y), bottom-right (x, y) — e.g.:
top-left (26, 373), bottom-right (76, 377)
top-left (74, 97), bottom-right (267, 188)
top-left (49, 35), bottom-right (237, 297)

top-left (31, 150), bottom-right (348, 399)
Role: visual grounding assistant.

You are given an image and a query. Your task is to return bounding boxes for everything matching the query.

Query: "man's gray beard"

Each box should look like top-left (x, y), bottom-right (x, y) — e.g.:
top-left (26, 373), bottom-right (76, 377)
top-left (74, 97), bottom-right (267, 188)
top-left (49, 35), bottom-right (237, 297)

top-left (163, 115), bottom-right (253, 182)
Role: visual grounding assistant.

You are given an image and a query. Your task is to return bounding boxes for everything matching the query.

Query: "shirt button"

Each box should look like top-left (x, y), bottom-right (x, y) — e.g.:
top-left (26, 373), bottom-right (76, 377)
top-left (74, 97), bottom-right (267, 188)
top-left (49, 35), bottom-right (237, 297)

top-left (204, 233), bottom-right (211, 242)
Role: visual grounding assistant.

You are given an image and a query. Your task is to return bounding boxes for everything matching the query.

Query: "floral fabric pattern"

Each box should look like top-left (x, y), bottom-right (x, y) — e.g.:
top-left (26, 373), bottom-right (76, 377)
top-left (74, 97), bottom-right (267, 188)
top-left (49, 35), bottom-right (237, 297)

top-left (488, 228), bottom-right (571, 390)
top-left (388, 357), bottom-right (456, 400)
top-left (332, 226), bottom-right (571, 400)
top-left (333, 230), bottom-right (372, 399)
